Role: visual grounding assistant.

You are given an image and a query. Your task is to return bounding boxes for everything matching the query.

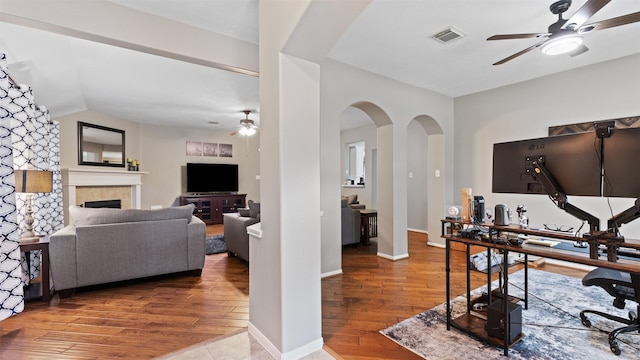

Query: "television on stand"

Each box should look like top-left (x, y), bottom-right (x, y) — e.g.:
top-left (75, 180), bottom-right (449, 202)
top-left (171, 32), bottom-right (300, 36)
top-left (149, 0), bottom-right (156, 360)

top-left (186, 163), bottom-right (239, 194)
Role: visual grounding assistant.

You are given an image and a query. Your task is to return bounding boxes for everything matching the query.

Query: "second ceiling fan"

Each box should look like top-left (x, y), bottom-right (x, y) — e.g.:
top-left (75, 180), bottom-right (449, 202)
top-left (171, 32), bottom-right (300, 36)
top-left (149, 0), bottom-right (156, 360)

top-left (231, 110), bottom-right (259, 136)
top-left (487, 0), bottom-right (640, 65)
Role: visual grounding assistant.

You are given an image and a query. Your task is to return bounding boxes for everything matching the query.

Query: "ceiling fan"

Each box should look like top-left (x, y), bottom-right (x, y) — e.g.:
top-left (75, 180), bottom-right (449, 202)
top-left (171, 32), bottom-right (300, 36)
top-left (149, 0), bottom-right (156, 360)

top-left (231, 110), bottom-right (259, 136)
top-left (487, 0), bottom-right (640, 65)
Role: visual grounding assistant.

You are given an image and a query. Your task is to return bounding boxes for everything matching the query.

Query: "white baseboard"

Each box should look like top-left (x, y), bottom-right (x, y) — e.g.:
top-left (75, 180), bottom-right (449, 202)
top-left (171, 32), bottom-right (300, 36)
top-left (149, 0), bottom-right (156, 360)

top-left (248, 323), bottom-right (280, 359)
top-left (427, 241), bottom-right (445, 249)
top-left (407, 228), bottom-right (428, 234)
top-left (248, 322), bottom-right (324, 360)
top-left (321, 269), bottom-right (342, 278)
top-left (377, 252), bottom-right (409, 261)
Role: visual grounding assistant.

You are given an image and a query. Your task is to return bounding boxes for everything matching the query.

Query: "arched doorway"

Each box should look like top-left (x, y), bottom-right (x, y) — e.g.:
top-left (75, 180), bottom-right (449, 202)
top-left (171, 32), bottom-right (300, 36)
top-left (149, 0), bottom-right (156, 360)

top-left (406, 115), bottom-right (445, 242)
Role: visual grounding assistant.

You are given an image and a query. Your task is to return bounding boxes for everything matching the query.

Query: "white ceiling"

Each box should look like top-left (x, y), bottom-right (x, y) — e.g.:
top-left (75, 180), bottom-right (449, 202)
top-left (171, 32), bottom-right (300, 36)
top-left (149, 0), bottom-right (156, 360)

top-left (1, 0), bottom-right (639, 131)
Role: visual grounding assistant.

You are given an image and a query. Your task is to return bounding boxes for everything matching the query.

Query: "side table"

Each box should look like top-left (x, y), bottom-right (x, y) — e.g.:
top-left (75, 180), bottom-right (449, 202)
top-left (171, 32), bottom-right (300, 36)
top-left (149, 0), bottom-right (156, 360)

top-left (19, 235), bottom-right (52, 302)
top-left (360, 209), bottom-right (378, 245)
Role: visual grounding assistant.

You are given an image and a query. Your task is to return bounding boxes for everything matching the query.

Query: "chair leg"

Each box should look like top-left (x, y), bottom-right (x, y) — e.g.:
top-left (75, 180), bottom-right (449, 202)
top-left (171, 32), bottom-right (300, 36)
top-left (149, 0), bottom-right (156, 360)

top-left (580, 309), bottom-right (634, 328)
top-left (582, 304), bottom-right (640, 356)
top-left (608, 324), bottom-right (640, 356)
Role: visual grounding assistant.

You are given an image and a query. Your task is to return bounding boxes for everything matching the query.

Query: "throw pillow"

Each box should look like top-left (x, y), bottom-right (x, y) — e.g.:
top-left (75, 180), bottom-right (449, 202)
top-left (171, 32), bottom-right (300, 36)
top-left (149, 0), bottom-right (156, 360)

top-left (70, 204), bottom-right (194, 226)
top-left (248, 200), bottom-right (261, 219)
top-left (348, 194), bottom-right (358, 204)
top-left (238, 208), bottom-right (251, 217)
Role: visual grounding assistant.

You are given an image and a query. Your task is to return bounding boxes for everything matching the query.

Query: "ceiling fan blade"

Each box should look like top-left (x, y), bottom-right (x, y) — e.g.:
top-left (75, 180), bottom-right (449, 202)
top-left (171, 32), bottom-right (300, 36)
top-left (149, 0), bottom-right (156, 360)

top-left (487, 33), bottom-right (549, 40)
top-left (565, 0), bottom-right (611, 29)
top-left (569, 44), bottom-right (589, 57)
top-left (492, 40), bottom-right (547, 65)
top-left (579, 12), bottom-right (640, 33)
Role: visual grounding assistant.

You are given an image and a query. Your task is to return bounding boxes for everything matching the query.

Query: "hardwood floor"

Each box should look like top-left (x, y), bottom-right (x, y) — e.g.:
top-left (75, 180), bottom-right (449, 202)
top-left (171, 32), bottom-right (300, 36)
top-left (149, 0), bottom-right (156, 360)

top-left (0, 226), bottom-right (585, 359)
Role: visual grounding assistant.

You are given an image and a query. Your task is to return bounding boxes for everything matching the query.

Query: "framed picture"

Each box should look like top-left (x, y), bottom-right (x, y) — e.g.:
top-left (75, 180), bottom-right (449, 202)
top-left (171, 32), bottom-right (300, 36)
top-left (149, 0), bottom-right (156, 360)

top-left (203, 142), bottom-right (218, 157)
top-left (219, 143), bottom-right (233, 157)
top-left (186, 141), bottom-right (203, 156)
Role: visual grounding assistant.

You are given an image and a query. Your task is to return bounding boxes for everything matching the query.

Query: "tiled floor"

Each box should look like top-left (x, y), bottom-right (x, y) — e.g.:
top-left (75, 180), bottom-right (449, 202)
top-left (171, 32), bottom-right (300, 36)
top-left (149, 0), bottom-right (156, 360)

top-left (157, 330), bottom-right (336, 360)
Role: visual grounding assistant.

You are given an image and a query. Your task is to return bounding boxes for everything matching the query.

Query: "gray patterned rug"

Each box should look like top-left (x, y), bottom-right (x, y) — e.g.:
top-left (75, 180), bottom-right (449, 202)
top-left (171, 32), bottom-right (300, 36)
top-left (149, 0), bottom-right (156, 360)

top-left (381, 269), bottom-right (640, 359)
top-left (205, 235), bottom-right (226, 255)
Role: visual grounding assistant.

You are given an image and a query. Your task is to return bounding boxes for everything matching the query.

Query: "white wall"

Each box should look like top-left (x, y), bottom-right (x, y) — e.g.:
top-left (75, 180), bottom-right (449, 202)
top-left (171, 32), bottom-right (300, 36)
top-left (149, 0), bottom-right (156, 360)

top-left (340, 124), bottom-right (376, 208)
top-left (56, 110), bottom-right (260, 209)
top-left (407, 120), bottom-right (428, 231)
top-left (321, 59), bottom-right (454, 272)
top-left (454, 54), bottom-right (640, 241)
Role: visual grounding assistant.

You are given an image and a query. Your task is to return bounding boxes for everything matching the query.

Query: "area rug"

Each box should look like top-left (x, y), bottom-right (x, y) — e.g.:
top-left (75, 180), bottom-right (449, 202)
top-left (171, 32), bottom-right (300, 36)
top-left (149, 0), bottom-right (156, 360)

top-left (205, 235), bottom-right (226, 255)
top-left (381, 269), bottom-right (640, 359)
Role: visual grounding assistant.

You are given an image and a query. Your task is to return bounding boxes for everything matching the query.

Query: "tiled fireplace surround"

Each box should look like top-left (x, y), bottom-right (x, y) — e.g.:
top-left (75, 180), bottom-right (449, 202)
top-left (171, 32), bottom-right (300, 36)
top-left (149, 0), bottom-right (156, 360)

top-left (61, 168), bottom-right (147, 225)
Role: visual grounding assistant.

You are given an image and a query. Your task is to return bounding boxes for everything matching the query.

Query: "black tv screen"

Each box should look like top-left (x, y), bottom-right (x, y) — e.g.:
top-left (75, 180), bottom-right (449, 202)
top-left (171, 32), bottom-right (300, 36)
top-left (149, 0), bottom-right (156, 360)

top-left (492, 132), bottom-right (602, 197)
top-left (186, 163), bottom-right (239, 193)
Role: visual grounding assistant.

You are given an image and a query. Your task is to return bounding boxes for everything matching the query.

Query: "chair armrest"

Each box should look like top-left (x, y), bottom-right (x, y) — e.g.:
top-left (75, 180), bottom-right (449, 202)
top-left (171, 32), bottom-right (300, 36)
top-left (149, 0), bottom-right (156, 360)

top-left (187, 216), bottom-right (206, 269)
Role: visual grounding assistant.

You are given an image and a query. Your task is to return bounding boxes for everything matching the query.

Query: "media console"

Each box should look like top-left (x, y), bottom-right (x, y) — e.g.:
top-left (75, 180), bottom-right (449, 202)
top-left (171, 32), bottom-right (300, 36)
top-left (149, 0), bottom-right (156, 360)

top-left (180, 193), bottom-right (246, 225)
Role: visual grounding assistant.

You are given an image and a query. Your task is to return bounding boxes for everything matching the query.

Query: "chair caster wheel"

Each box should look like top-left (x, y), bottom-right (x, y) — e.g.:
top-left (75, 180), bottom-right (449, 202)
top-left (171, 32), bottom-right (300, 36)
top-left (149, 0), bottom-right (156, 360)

top-left (609, 337), bottom-right (621, 355)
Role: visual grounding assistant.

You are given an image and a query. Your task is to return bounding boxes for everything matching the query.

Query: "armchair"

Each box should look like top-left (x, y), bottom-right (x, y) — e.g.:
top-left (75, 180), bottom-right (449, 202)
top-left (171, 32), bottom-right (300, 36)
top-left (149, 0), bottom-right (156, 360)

top-left (579, 268), bottom-right (640, 355)
top-left (341, 197), bottom-right (364, 246)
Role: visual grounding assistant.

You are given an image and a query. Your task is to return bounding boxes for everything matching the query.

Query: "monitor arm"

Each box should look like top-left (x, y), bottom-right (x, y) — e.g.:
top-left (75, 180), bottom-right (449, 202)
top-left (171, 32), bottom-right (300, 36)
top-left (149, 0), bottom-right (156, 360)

top-left (608, 198), bottom-right (640, 232)
top-left (529, 157), bottom-right (600, 233)
top-left (529, 157), bottom-right (608, 260)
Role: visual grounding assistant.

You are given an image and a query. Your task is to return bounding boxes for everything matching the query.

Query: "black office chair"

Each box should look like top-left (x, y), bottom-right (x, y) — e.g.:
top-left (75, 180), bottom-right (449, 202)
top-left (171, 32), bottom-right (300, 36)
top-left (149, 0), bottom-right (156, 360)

top-left (579, 268), bottom-right (640, 355)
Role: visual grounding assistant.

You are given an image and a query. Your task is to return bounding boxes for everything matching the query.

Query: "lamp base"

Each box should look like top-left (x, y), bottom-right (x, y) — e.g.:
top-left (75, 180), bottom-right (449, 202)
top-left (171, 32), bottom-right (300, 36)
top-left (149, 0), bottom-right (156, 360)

top-left (18, 235), bottom-right (40, 243)
top-left (19, 228), bottom-right (40, 243)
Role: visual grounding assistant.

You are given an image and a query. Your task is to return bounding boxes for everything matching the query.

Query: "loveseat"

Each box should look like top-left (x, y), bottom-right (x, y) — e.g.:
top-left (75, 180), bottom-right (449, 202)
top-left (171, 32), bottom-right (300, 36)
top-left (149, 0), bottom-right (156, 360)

top-left (49, 204), bottom-right (206, 297)
top-left (342, 195), bottom-right (365, 245)
top-left (223, 200), bottom-right (260, 262)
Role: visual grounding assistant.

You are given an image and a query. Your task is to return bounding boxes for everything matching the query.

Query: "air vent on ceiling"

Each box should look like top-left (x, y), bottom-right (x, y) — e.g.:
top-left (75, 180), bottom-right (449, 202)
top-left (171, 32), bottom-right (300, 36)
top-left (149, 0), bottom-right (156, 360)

top-left (432, 26), bottom-right (466, 44)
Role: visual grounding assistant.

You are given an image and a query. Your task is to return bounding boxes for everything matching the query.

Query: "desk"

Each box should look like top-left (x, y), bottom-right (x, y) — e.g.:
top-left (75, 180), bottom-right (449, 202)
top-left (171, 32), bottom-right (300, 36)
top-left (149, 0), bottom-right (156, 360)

top-left (441, 220), bottom-right (640, 356)
top-left (19, 236), bottom-right (52, 302)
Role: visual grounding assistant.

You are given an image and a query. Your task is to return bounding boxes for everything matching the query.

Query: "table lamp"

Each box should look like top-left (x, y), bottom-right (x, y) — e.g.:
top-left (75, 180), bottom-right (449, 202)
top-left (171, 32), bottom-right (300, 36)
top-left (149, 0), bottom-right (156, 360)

top-left (14, 169), bottom-right (53, 242)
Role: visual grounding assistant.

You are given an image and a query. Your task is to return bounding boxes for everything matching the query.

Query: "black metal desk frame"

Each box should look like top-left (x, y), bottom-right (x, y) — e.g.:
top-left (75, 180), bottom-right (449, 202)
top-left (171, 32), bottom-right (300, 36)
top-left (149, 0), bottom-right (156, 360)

top-left (442, 220), bottom-right (640, 356)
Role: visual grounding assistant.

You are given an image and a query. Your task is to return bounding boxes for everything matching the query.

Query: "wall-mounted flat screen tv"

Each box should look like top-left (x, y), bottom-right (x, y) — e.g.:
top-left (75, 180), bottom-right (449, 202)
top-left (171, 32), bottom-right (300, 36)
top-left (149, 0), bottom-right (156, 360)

top-left (186, 163), bottom-right (239, 193)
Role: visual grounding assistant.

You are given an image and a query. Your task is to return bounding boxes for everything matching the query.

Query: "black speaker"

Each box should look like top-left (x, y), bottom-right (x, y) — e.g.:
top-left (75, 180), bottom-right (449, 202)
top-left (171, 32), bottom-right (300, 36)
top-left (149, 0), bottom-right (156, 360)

top-left (473, 196), bottom-right (485, 223)
top-left (486, 299), bottom-right (522, 343)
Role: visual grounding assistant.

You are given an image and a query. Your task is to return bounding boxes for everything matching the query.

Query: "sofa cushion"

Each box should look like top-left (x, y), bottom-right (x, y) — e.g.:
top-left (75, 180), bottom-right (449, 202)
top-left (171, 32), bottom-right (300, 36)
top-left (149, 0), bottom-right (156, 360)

top-left (248, 200), bottom-right (260, 219)
top-left (70, 204), bottom-right (194, 226)
top-left (238, 208), bottom-right (251, 217)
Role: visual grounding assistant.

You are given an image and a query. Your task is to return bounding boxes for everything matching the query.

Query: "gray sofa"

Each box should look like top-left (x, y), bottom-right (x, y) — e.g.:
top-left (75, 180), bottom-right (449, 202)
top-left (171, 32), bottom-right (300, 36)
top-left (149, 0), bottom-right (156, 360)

top-left (49, 204), bottom-right (206, 297)
top-left (223, 200), bottom-right (260, 262)
top-left (342, 196), bottom-right (365, 245)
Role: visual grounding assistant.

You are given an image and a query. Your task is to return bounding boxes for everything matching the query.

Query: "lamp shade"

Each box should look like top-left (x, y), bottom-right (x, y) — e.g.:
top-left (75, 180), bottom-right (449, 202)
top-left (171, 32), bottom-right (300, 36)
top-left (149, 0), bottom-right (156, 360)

top-left (14, 169), bottom-right (53, 193)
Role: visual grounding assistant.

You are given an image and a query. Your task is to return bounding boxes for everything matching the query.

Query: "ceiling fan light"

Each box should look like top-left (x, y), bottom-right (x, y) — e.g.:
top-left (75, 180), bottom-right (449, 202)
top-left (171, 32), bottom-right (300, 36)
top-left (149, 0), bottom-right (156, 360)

top-left (239, 127), bottom-right (249, 136)
top-left (540, 35), bottom-right (583, 56)
top-left (245, 127), bottom-right (256, 136)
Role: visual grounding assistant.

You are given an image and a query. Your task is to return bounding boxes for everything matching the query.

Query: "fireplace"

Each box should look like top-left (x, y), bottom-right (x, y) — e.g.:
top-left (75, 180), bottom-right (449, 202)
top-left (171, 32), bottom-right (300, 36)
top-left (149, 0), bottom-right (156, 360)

top-left (62, 168), bottom-right (147, 225)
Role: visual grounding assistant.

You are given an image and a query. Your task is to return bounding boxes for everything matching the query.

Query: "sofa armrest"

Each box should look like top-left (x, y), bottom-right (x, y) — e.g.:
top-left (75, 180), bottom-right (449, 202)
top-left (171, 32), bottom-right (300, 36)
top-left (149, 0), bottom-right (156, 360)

top-left (49, 225), bottom-right (78, 291)
top-left (187, 216), bottom-right (206, 270)
top-left (350, 204), bottom-right (365, 210)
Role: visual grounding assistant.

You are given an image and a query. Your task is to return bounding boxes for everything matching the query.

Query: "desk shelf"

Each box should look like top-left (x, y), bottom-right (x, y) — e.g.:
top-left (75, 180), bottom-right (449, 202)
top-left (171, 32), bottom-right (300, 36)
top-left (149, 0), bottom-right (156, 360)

top-left (451, 314), bottom-right (525, 348)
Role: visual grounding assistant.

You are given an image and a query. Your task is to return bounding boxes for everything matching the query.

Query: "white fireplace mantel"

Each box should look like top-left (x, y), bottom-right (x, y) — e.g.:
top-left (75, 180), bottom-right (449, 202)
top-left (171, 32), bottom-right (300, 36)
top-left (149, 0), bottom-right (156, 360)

top-left (61, 168), bottom-right (148, 224)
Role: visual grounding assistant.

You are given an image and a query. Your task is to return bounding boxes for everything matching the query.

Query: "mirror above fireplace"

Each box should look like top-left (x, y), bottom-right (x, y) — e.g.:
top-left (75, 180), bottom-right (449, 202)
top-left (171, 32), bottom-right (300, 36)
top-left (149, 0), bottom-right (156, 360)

top-left (78, 122), bottom-right (125, 167)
